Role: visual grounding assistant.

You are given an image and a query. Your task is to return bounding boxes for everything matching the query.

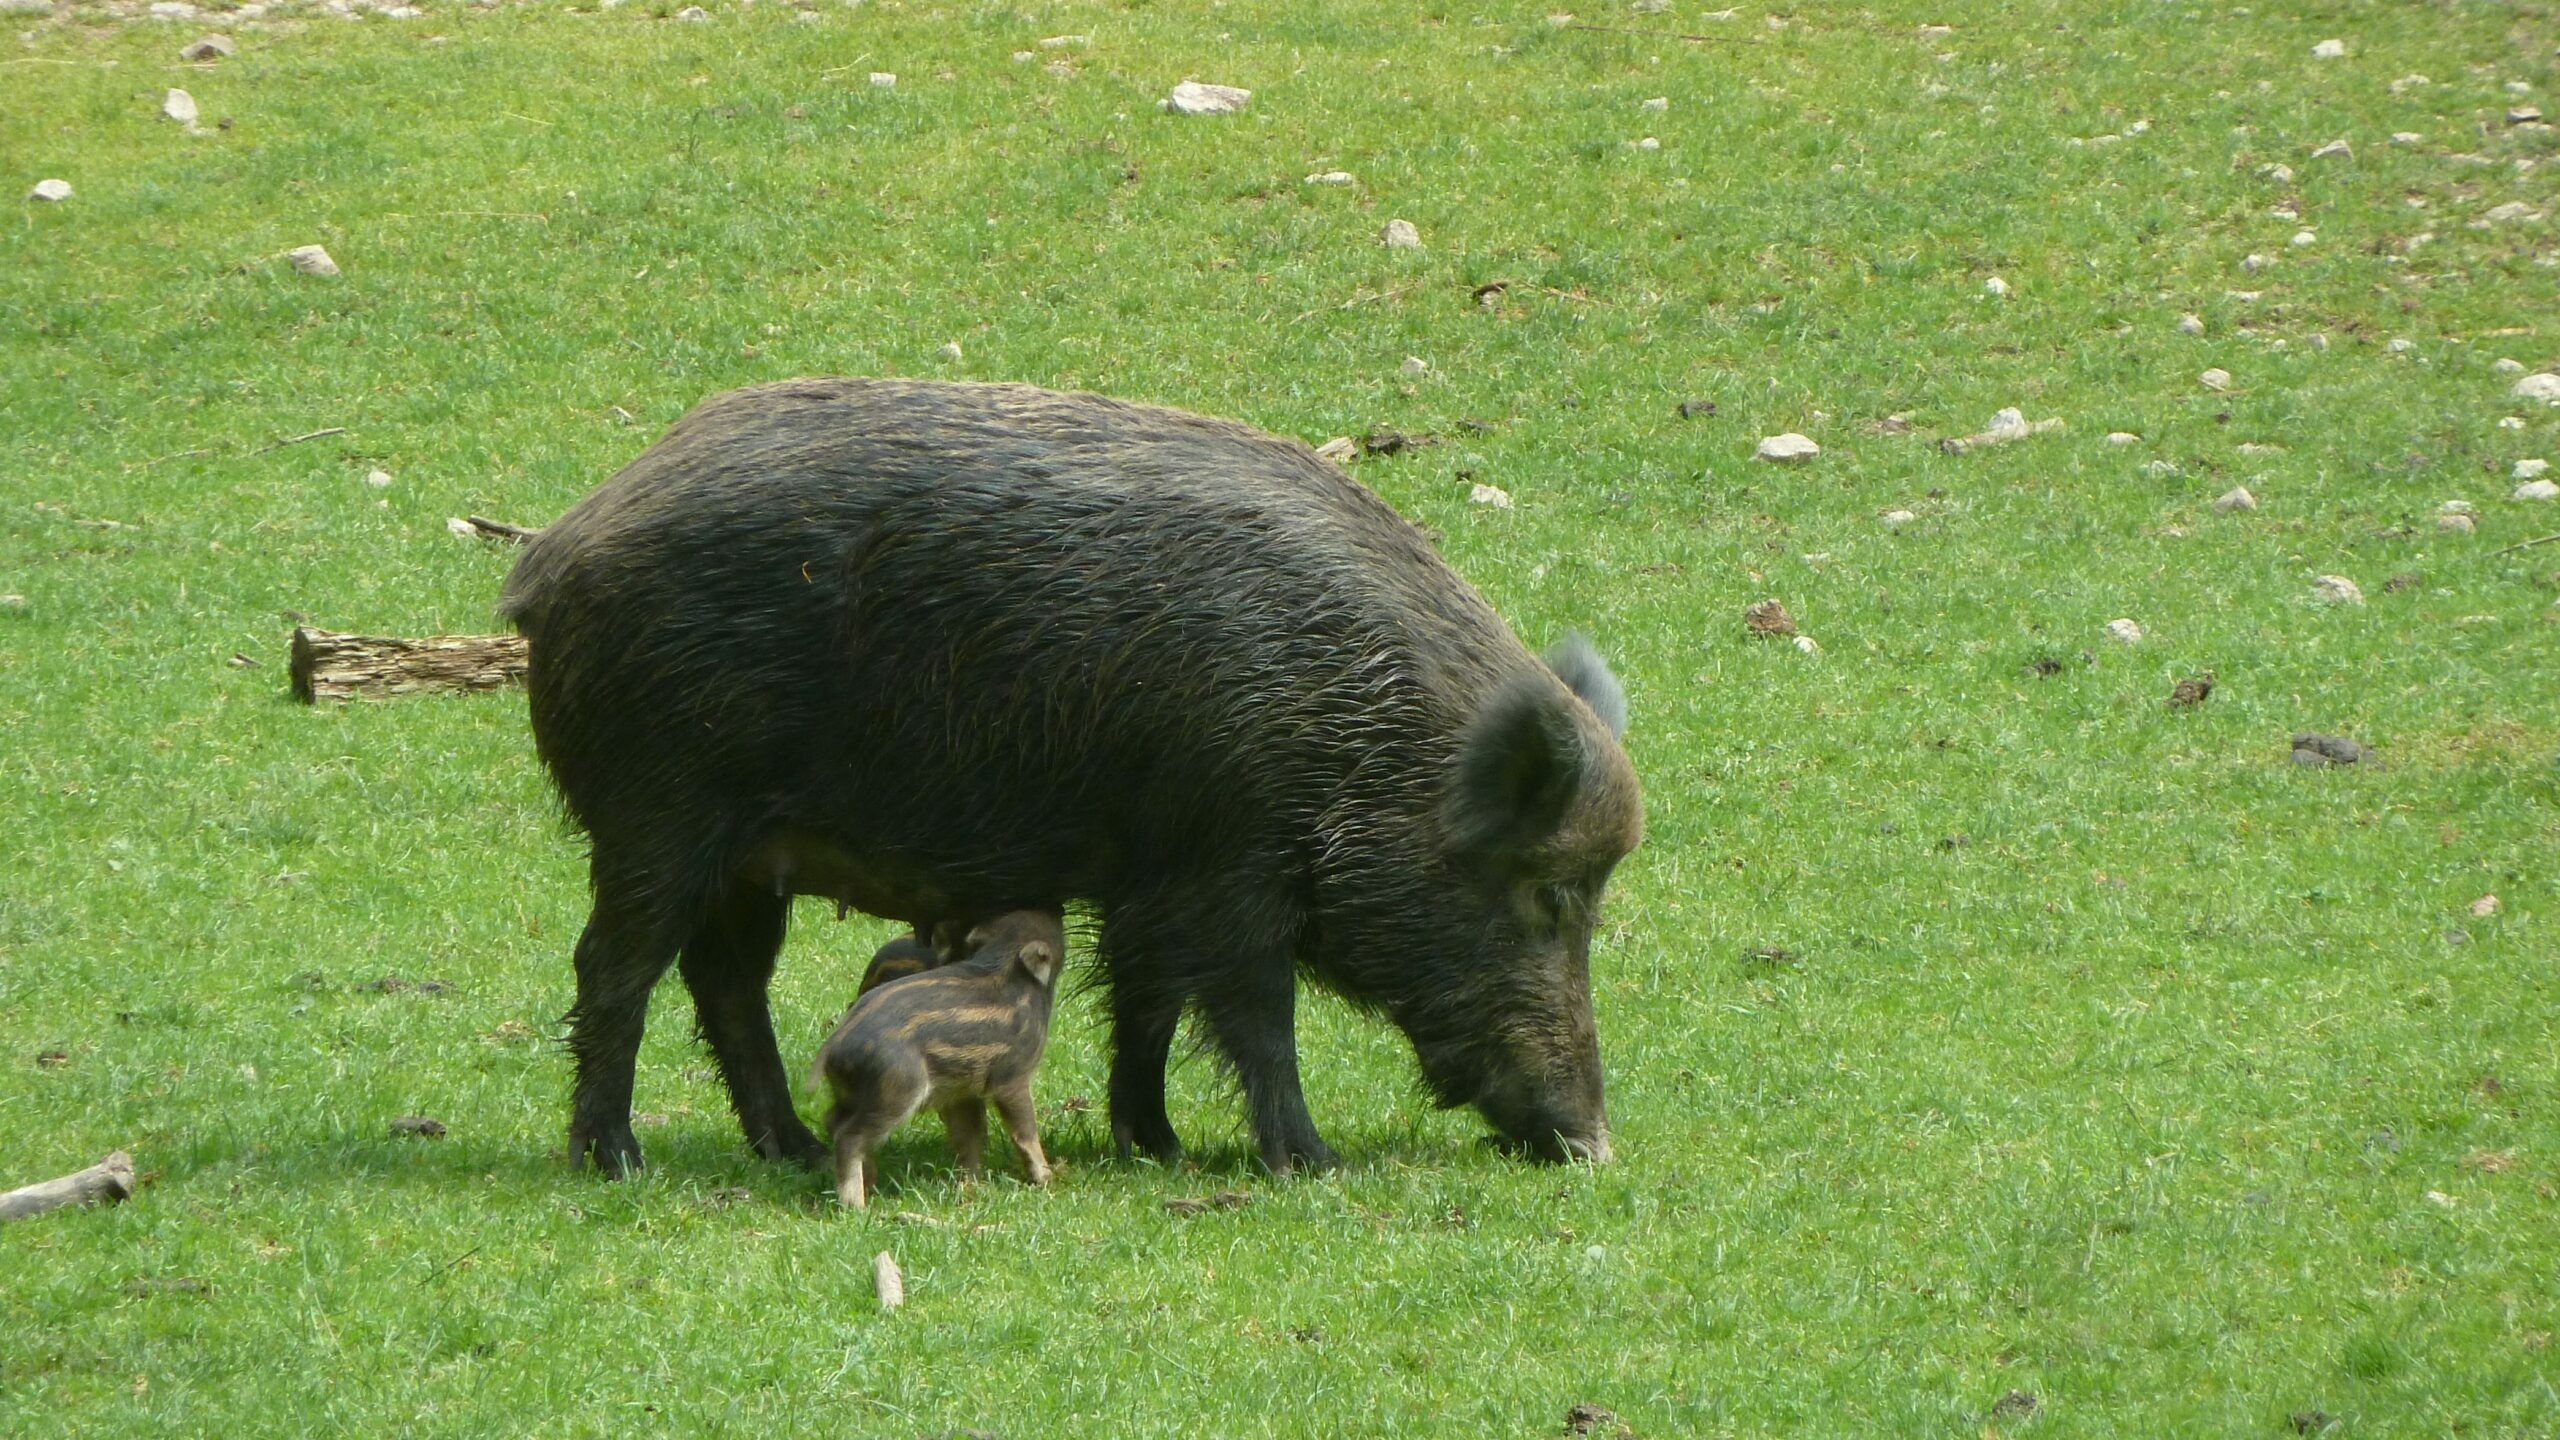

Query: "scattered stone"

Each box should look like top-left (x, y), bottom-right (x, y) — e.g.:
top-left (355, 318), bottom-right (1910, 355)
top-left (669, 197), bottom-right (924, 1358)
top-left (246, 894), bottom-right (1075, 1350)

top-left (2176, 313), bottom-right (2205, 336)
top-left (1754, 433), bottom-right (1819, 463)
top-left (868, 72), bottom-right (896, 88)
top-left (1399, 355), bottom-right (1430, 380)
top-left (2261, 163), bottom-right (2295, 184)
top-left (363, 469), bottom-right (393, 489)
top-left (287, 244), bottom-right (339, 277)
top-left (1792, 634), bottom-right (1822, 656)
top-left (1873, 414), bottom-right (1912, 435)
top-left (2389, 73), bottom-right (2429, 93)
top-left (2142, 459), bottom-right (2180, 479)
top-left (2312, 574), bottom-right (2364, 605)
top-left (1983, 275), bottom-right (2009, 297)
top-left (2511, 106), bottom-right (2545, 126)
top-left (1631, 136), bottom-right (1661, 151)
top-left (2310, 138), bottom-right (2352, 160)
top-left (389, 1115), bottom-right (447, 1138)
top-left (2242, 252), bottom-right (2272, 273)
top-left (2470, 894), bottom-right (2500, 918)
top-left (2104, 618), bottom-right (2143, 644)
top-left (1313, 436), bottom-right (1356, 465)
top-left (2213, 486), bottom-right (2257, 513)
top-left (1880, 509), bottom-right (1915, 526)
top-left (162, 88), bottom-right (200, 128)
top-left (0, 595), bottom-right (24, 613)
top-left (2387, 338), bottom-right (2415, 354)
top-left (1676, 398), bottom-right (1717, 419)
top-left (2168, 673), bottom-right (2215, 708)
top-left (2392, 131), bottom-right (2423, 145)
top-left (1641, 96), bottom-right (1668, 112)
top-left (672, 6), bottom-right (706, 18)
top-left (27, 178), bottom-right (71, 203)
top-left (939, 341), bottom-right (963, 363)
top-left (2199, 368), bottom-right (2232, 392)
top-left (2106, 431), bottom-right (2141, 445)
top-left (2481, 202), bottom-right (2540, 224)
top-left (180, 33), bottom-right (235, 61)
top-left (1743, 600), bottom-right (1798, 639)
top-left (2516, 458), bottom-right (2550, 480)
top-left (1468, 482), bottom-right (1512, 509)
top-left (2310, 38), bottom-right (2345, 58)
top-left (2499, 416), bottom-right (2525, 430)
top-left (2291, 732), bottom-right (2369, 767)
top-left (2494, 358), bottom-right (2527, 374)
top-left (2438, 512), bottom-right (2476, 533)
top-left (1165, 81), bottom-right (1250, 115)
top-left (1940, 407), bottom-right (2062, 454)
top-left (1379, 218), bottom-right (1421, 249)
top-left (2291, 229), bottom-right (2317, 247)
top-left (2516, 479), bottom-right (2560, 501)
top-left (1038, 34), bottom-right (1087, 47)
top-left (1304, 170), bottom-right (1355, 186)
top-left (2515, 373), bottom-right (2560, 404)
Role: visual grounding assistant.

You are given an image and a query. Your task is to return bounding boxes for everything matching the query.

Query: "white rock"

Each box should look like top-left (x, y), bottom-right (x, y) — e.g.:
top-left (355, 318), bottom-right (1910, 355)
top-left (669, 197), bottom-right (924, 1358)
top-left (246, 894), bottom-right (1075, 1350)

top-left (1917, 22), bottom-right (1952, 36)
top-left (939, 341), bottom-right (963, 362)
top-left (2124, 119), bottom-right (2151, 135)
top-left (2440, 499), bottom-right (2476, 516)
top-left (1400, 356), bottom-right (1430, 379)
top-left (1303, 170), bottom-right (1354, 186)
top-left (0, 0), bottom-right (53, 12)
top-left (2392, 131), bottom-right (2423, 145)
top-left (287, 244), bottom-right (338, 277)
top-left (2142, 459), bottom-right (2180, 479)
top-left (1983, 275), bottom-right (2008, 296)
top-left (2501, 416), bottom-right (2527, 429)
top-left (2235, 442), bottom-right (2283, 455)
top-left (2307, 333), bottom-right (2329, 350)
top-left (27, 178), bottom-right (71, 202)
top-left (2290, 229), bottom-right (2316, 247)
top-left (2494, 357), bottom-right (2527, 373)
top-left (1984, 407), bottom-right (2030, 440)
top-left (2312, 574), bottom-right (2364, 604)
top-left (1037, 34), bottom-right (1087, 47)
top-left (2481, 201), bottom-right (2539, 223)
top-left (2177, 313), bottom-right (2205, 336)
top-left (445, 517), bottom-right (478, 538)
top-left (2514, 373), bottom-right (2560, 404)
top-left (672, 5), bottom-right (706, 18)
top-left (180, 33), bottom-right (235, 60)
top-left (2242, 253), bottom-right (2272, 273)
top-left (2310, 138), bottom-right (2352, 160)
top-left (148, 1), bottom-right (198, 16)
top-left (2516, 459), bottom-right (2550, 480)
top-left (2200, 368), bottom-right (2232, 391)
top-left (1379, 218), bottom-right (1421, 249)
top-left (869, 72), bottom-right (896, 87)
top-left (2389, 73), bottom-right (2429, 93)
top-left (1045, 61), bottom-right (1074, 78)
top-left (364, 469), bottom-right (393, 488)
top-left (2104, 618), bottom-right (2143, 644)
top-left (2311, 38), bottom-right (2345, 58)
top-left (2387, 338), bottom-right (2415, 353)
top-left (2517, 479), bottom-right (2560, 501)
top-left (162, 88), bottom-right (199, 127)
top-left (1012, 50), bottom-right (1035, 61)
top-left (1468, 483), bottom-right (1512, 509)
top-left (1640, 96), bottom-right (1668, 112)
top-left (2262, 163), bottom-right (2295, 183)
top-left (1880, 509), bottom-right (1915, 526)
top-left (2105, 431), bottom-right (2141, 445)
top-left (1631, 136), bottom-right (1660, 150)
top-left (2438, 512), bottom-right (2476, 533)
top-left (2213, 486), bottom-right (2257, 513)
top-left (380, 4), bottom-right (419, 14)
top-left (1313, 437), bottom-right (1356, 464)
top-left (1755, 433), bottom-right (1820, 463)
top-left (1165, 81), bottom-right (1250, 115)
top-left (1791, 634), bottom-right (1822, 656)
top-left (2511, 106), bottom-right (2545, 125)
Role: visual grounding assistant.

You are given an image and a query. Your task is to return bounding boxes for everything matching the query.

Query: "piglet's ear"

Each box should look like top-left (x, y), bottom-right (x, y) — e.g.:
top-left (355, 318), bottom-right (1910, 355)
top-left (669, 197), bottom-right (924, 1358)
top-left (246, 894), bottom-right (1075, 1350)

top-left (1543, 633), bottom-right (1627, 740)
top-left (1013, 940), bottom-right (1059, 987)
top-left (1449, 676), bottom-right (1590, 863)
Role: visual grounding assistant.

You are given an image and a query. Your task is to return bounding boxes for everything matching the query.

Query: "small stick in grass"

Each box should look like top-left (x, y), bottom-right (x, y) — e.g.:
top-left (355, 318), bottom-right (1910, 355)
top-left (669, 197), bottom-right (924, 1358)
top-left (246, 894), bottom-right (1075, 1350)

top-left (873, 1251), bottom-right (905, 1310)
top-left (0, 1151), bottom-right (137, 1223)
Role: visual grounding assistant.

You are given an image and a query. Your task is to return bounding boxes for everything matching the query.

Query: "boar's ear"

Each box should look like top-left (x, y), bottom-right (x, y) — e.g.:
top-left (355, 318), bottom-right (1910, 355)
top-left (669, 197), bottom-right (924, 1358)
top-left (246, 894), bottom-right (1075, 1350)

top-left (1013, 940), bottom-right (1060, 987)
top-left (1542, 633), bottom-right (1627, 740)
top-left (1450, 677), bottom-right (1591, 863)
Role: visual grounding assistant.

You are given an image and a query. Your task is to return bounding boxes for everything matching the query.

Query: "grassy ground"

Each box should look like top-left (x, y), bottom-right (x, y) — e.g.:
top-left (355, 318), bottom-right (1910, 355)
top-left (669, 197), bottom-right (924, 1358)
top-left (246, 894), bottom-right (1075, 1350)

top-left (5, 0), bottom-right (2558, 1433)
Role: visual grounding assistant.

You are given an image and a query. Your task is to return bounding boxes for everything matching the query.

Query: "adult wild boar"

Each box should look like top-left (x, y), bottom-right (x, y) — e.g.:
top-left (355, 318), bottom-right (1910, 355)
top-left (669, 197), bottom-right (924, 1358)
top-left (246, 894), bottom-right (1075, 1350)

top-left (500, 379), bottom-right (1641, 1176)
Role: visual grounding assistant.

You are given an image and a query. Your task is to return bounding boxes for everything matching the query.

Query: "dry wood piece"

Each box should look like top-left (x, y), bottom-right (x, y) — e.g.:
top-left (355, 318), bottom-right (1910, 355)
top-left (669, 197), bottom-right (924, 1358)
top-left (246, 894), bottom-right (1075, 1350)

top-left (1, 1150), bottom-right (137, 1222)
top-left (873, 1251), bottom-right (905, 1310)
top-left (290, 627), bottom-right (528, 702)
top-left (445, 514), bottom-right (542, 543)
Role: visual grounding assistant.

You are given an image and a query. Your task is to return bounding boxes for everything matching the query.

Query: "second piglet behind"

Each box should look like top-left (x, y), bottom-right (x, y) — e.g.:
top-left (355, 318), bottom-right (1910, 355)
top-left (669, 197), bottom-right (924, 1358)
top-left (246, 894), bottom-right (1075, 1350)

top-left (813, 909), bottom-right (1065, 1208)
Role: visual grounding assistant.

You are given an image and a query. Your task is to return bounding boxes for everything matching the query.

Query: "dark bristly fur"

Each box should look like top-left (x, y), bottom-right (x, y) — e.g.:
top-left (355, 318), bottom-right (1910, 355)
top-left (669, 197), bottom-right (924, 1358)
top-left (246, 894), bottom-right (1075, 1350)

top-left (501, 378), bottom-right (1643, 1177)
top-left (813, 910), bottom-right (1065, 1207)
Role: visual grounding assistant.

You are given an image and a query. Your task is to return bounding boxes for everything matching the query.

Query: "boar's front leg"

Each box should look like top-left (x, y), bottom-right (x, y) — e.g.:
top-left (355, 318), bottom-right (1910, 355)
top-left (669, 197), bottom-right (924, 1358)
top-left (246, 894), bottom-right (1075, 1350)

top-left (1106, 989), bottom-right (1186, 1164)
top-left (676, 882), bottom-right (826, 1167)
top-left (1201, 957), bottom-right (1338, 1175)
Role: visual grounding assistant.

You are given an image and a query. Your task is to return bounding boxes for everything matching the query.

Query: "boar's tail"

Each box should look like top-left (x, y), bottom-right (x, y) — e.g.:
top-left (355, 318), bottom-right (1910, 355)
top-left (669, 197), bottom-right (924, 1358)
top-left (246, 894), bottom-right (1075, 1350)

top-left (1542, 633), bottom-right (1628, 739)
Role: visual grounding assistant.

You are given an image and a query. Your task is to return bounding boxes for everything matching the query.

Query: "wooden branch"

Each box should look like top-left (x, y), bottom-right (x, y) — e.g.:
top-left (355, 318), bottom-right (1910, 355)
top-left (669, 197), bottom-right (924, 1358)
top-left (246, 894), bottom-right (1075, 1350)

top-left (447, 514), bottom-right (542, 543)
top-left (2490, 531), bottom-right (2560, 556)
top-left (290, 627), bottom-right (529, 703)
top-left (0, 1151), bottom-right (136, 1222)
top-left (261, 426), bottom-right (345, 451)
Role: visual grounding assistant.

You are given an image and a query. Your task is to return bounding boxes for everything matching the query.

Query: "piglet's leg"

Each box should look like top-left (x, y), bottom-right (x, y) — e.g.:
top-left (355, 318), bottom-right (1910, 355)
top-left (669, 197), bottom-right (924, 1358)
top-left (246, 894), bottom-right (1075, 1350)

top-left (992, 1079), bottom-right (1051, 1187)
top-left (939, 1100), bottom-right (988, 1176)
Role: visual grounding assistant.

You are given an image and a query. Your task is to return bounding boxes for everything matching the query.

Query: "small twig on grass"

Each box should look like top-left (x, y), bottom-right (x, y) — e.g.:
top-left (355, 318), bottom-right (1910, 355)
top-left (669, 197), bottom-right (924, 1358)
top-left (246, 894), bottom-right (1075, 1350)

top-left (459, 514), bottom-right (543, 542)
top-left (1564, 22), bottom-right (1741, 43)
top-left (430, 1245), bottom-right (481, 1278)
top-left (2491, 532), bottom-right (2560, 556)
top-left (384, 211), bottom-right (552, 224)
top-left (0, 1151), bottom-right (137, 1222)
top-left (261, 427), bottom-right (346, 451)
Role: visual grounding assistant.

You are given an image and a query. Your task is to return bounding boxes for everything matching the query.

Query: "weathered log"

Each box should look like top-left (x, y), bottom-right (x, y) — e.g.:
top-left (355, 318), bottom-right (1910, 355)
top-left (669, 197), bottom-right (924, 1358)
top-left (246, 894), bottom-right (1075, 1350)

top-left (290, 627), bottom-right (529, 703)
top-left (446, 514), bottom-right (542, 543)
top-left (0, 1151), bottom-right (136, 1222)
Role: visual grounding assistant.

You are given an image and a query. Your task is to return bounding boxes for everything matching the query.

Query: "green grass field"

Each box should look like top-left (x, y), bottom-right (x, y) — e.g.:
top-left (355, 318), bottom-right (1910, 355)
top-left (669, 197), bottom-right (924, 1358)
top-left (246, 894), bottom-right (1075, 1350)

top-left (5, 0), bottom-right (2557, 1433)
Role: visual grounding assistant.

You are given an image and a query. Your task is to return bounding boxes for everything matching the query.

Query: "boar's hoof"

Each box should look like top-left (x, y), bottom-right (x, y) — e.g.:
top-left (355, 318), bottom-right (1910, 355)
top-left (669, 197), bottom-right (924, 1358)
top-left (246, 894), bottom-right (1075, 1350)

top-left (570, 1128), bottom-right (646, 1178)
top-left (1262, 1136), bottom-right (1340, 1176)
top-left (1111, 1121), bottom-right (1186, 1166)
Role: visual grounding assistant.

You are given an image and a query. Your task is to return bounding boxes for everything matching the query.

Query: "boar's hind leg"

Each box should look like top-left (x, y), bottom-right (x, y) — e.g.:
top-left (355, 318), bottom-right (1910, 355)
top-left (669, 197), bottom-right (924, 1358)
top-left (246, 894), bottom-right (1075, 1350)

top-left (564, 887), bottom-right (689, 1176)
top-left (677, 882), bottom-right (826, 1167)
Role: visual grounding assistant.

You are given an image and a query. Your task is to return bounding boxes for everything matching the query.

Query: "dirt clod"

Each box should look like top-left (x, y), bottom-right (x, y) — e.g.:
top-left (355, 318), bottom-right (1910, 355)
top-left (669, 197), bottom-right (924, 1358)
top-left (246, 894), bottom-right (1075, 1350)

top-left (1744, 599), bottom-right (1798, 638)
top-left (1566, 1403), bottom-right (1636, 1438)
top-left (2290, 733), bottom-right (2369, 767)
top-left (1991, 1390), bottom-right (2039, 1419)
top-left (2168, 673), bottom-right (2215, 708)
top-left (390, 1116), bottom-right (448, 1139)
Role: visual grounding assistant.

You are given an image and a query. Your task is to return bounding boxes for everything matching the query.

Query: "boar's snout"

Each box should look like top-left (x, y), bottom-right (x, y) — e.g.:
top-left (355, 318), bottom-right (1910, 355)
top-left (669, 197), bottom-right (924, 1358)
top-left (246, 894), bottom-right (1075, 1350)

top-left (1463, 1028), bottom-right (1611, 1166)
